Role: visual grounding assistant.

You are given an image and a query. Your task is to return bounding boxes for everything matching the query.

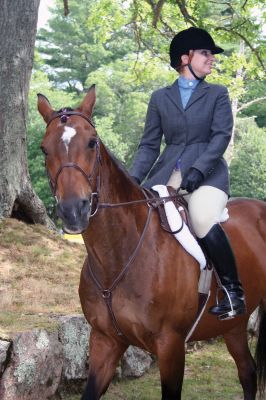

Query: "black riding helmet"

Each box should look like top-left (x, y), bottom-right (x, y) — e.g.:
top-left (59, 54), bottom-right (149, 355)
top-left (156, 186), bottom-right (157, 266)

top-left (170, 27), bottom-right (224, 69)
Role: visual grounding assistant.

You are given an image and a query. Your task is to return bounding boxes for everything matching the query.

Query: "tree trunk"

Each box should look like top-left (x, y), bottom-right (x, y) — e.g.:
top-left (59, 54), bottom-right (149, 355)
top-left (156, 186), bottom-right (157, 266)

top-left (225, 40), bottom-right (245, 165)
top-left (0, 0), bottom-right (54, 228)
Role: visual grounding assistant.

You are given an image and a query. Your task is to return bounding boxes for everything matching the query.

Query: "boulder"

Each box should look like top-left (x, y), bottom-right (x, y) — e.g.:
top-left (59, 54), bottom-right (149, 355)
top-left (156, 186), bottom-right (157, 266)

top-left (0, 329), bottom-right (63, 400)
top-left (248, 307), bottom-right (259, 334)
top-left (0, 340), bottom-right (11, 375)
top-left (58, 315), bottom-right (90, 381)
top-left (121, 346), bottom-right (153, 378)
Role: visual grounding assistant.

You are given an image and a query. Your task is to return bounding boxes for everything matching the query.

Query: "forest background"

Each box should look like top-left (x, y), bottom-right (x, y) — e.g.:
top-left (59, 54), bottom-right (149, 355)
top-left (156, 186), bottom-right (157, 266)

top-left (29, 0), bottom-right (266, 220)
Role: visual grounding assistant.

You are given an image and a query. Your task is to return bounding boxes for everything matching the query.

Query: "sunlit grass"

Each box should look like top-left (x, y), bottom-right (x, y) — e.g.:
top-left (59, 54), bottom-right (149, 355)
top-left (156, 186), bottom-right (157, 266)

top-left (0, 218), bottom-right (85, 334)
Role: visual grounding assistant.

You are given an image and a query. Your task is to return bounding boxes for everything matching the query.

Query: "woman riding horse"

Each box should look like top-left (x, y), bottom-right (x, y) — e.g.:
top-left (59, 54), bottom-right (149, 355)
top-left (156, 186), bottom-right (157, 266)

top-left (38, 84), bottom-right (266, 400)
top-left (130, 27), bottom-right (246, 321)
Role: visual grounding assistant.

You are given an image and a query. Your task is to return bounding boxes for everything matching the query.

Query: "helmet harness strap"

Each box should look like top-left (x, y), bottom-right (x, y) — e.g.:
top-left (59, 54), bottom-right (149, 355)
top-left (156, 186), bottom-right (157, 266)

top-left (184, 50), bottom-right (204, 81)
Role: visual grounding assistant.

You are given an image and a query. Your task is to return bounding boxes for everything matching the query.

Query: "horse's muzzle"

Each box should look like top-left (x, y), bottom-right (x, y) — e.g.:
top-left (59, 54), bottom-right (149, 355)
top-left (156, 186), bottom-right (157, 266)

top-left (56, 198), bottom-right (90, 234)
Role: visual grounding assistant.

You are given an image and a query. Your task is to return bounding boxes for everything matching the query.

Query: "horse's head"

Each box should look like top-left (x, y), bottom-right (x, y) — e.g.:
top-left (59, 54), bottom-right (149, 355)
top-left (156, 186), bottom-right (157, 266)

top-left (38, 85), bottom-right (99, 234)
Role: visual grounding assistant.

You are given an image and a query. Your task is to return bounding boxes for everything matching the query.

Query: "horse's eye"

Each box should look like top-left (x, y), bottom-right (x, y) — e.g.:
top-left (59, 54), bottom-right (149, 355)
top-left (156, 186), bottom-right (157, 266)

top-left (88, 139), bottom-right (97, 149)
top-left (40, 146), bottom-right (48, 156)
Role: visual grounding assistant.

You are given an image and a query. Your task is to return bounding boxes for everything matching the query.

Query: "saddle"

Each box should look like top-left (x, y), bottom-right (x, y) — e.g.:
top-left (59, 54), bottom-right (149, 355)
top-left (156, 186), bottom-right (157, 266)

top-left (152, 186), bottom-right (193, 233)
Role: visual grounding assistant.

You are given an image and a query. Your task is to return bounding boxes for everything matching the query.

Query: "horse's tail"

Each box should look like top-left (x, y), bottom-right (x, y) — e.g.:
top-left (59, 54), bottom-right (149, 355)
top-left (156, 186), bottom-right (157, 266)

top-left (255, 302), bottom-right (266, 398)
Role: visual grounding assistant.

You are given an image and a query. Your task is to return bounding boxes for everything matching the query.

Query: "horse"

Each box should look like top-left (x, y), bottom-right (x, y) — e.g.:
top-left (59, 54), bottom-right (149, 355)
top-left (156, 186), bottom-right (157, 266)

top-left (37, 85), bottom-right (266, 400)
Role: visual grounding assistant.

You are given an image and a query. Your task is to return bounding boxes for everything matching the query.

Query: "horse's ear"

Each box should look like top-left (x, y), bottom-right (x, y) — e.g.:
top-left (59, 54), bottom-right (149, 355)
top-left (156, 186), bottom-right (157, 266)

top-left (37, 93), bottom-right (54, 123)
top-left (77, 84), bottom-right (96, 117)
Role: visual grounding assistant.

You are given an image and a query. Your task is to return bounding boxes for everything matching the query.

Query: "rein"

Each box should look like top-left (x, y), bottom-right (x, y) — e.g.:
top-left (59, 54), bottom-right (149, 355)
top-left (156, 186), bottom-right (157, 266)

top-left (97, 191), bottom-right (186, 210)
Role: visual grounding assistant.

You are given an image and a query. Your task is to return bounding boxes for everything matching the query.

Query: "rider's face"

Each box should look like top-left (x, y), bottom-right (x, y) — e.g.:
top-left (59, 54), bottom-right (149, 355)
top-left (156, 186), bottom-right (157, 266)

top-left (190, 49), bottom-right (216, 77)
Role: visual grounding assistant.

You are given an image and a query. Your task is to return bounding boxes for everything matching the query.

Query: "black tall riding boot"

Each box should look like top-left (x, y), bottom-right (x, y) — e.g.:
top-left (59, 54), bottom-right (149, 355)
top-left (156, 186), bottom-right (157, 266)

top-left (199, 224), bottom-right (246, 320)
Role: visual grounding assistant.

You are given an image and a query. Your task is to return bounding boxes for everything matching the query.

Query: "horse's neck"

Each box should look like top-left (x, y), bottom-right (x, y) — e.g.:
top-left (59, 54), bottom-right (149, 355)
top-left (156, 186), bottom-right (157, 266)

top-left (83, 149), bottom-right (147, 285)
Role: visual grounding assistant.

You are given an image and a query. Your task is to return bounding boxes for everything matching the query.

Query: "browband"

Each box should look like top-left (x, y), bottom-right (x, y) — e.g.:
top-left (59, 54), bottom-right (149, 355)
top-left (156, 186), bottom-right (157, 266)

top-left (46, 110), bottom-right (95, 128)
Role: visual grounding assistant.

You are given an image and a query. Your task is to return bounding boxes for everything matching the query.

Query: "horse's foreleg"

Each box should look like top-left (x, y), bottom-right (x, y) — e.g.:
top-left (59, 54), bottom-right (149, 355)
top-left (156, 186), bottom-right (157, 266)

top-left (81, 329), bottom-right (128, 400)
top-left (223, 322), bottom-right (257, 400)
top-left (157, 332), bottom-right (185, 400)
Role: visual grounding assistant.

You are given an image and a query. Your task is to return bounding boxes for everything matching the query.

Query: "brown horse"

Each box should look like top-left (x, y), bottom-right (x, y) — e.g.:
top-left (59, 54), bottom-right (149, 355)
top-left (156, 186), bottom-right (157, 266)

top-left (38, 86), bottom-right (266, 400)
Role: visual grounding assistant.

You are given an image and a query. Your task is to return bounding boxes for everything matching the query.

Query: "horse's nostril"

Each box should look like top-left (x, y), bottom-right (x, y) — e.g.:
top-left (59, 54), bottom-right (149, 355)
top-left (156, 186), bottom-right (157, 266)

top-left (79, 199), bottom-right (90, 216)
top-left (56, 198), bottom-right (90, 223)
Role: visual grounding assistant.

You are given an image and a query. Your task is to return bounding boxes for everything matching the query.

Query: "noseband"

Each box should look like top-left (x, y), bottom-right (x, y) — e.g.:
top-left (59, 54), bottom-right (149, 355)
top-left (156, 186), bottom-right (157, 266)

top-left (45, 110), bottom-right (101, 215)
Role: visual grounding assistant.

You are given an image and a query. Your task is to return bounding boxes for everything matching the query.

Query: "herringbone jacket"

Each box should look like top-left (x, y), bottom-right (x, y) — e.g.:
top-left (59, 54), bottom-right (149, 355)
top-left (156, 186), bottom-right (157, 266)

top-left (130, 79), bottom-right (233, 194)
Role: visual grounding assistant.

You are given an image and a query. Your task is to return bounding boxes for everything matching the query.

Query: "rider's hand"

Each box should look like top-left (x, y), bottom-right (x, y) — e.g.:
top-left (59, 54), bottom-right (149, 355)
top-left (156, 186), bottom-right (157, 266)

top-left (181, 168), bottom-right (204, 193)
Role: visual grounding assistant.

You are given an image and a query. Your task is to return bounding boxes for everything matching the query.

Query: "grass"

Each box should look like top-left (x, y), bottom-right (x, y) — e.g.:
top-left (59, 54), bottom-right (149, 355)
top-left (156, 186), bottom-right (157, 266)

top-left (62, 339), bottom-right (244, 400)
top-left (0, 218), bottom-right (86, 335)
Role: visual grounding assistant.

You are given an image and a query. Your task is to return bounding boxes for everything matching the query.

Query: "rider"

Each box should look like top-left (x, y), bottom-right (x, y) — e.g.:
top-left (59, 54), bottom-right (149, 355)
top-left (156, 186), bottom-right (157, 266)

top-left (130, 27), bottom-right (246, 320)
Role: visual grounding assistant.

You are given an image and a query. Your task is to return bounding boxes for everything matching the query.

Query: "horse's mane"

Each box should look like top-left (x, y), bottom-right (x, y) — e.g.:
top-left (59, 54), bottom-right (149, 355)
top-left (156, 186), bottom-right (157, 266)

top-left (101, 140), bottom-right (136, 183)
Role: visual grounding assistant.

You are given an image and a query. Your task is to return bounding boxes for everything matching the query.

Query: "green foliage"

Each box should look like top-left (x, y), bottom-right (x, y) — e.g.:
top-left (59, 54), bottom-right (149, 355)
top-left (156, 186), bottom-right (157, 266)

top-left (28, 0), bottom-right (266, 217)
top-left (37, 0), bottom-right (112, 92)
top-left (36, 0), bottom-right (136, 93)
top-left (87, 54), bottom-right (175, 165)
top-left (238, 79), bottom-right (266, 128)
top-left (230, 118), bottom-right (266, 200)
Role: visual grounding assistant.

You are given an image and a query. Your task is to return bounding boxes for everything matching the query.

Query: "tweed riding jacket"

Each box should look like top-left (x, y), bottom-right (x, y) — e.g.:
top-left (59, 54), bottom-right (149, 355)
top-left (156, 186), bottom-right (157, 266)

top-left (130, 79), bottom-right (233, 194)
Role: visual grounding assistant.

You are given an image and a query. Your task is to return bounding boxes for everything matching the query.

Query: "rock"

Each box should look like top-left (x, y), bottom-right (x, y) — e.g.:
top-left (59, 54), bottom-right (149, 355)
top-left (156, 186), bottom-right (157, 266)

top-left (0, 340), bottom-right (11, 375)
top-left (58, 315), bottom-right (91, 381)
top-left (0, 329), bottom-right (63, 400)
top-left (248, 307), bottom-right (259, 334)
top-left (121, 346), bottom-right (153, 378)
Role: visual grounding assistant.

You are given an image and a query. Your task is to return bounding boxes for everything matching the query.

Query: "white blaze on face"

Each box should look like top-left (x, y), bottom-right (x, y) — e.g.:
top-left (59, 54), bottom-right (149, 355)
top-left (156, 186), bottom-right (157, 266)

top-left (61, 126), bottom-right (77, 153)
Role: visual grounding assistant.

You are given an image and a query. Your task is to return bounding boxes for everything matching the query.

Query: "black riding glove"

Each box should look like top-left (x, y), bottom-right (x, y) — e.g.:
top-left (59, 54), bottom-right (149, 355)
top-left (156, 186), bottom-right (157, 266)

top-left (181, 168), bottom-right (204, 193)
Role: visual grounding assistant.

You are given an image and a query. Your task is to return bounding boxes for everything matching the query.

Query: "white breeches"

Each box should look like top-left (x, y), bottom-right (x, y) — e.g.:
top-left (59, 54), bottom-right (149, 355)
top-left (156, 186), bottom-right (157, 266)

top-left (167, 169), bottom-right (228, 238)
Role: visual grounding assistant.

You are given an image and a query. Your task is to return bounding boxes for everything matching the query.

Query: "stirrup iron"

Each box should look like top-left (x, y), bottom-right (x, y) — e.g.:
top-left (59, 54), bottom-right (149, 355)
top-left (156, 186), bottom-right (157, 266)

top-left (214, 286), bottom-right (244, 321)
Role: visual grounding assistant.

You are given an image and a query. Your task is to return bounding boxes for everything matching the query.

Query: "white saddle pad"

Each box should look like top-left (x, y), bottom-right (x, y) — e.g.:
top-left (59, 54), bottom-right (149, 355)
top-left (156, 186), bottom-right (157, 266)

top-left (152, 185), bottom-right (206, 270)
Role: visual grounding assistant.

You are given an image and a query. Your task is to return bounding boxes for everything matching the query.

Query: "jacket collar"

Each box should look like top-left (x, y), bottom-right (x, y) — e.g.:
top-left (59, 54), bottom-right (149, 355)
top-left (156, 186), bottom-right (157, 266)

top-left (165, 79), bottom-right (210, 112)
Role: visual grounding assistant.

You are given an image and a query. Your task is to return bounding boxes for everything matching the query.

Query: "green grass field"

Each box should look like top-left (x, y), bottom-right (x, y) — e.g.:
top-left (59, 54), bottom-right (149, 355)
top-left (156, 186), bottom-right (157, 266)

top-left (63, 339), bottom-right (247, 400)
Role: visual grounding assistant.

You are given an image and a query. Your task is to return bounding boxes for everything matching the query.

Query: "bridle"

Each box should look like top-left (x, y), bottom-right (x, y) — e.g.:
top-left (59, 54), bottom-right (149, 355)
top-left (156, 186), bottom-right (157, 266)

top-left (44, 109), bottom-right (101, 216)
top-left (44, 109), bottom-right (183, 213)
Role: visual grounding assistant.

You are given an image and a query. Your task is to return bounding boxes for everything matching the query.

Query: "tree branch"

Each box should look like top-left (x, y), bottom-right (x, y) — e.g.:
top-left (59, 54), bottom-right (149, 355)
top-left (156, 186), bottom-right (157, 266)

top-left (145, 0), bottom-right (166, 28)
top-left (175, 0), bottom-right (197, 26)
top-left (242, 0), bottom-right (248, 10)
top-left (237, 97), bottom-right (266, 113)
top-left (63, 0), bottom-right (69, 16)
top-left (159, 16), bottom-right (176, 36)
top-left (215, 26), bottom-right (265, 70)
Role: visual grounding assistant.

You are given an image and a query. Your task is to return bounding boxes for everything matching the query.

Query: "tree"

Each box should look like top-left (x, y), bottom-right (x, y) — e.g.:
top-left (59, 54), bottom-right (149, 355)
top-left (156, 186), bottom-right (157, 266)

top-left (230, 118), bottom-right (266, 200)
top-left (237, 79), bottom-right (266, 128)
top-left (0, 0), bottom-right (53, 227)
top-left (37, 0), bottom-right (135, 93)
top-left (29, 0), bottom-right (266, 206)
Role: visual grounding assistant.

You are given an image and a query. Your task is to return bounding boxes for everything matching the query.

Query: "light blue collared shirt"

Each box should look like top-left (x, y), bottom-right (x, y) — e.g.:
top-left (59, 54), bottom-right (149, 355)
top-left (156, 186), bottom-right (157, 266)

top-left (178, 76), bottom-right (200, 108)
top-left (175, 77), bottom-right (200, 170)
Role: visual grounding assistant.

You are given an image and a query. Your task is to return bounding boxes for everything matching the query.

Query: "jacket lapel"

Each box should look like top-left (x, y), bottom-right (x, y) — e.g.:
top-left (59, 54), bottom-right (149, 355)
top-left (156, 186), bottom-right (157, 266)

top-left (165, 80), bottom-right (184, 113)
top-left (185, 80), bottom-right (210, 110)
